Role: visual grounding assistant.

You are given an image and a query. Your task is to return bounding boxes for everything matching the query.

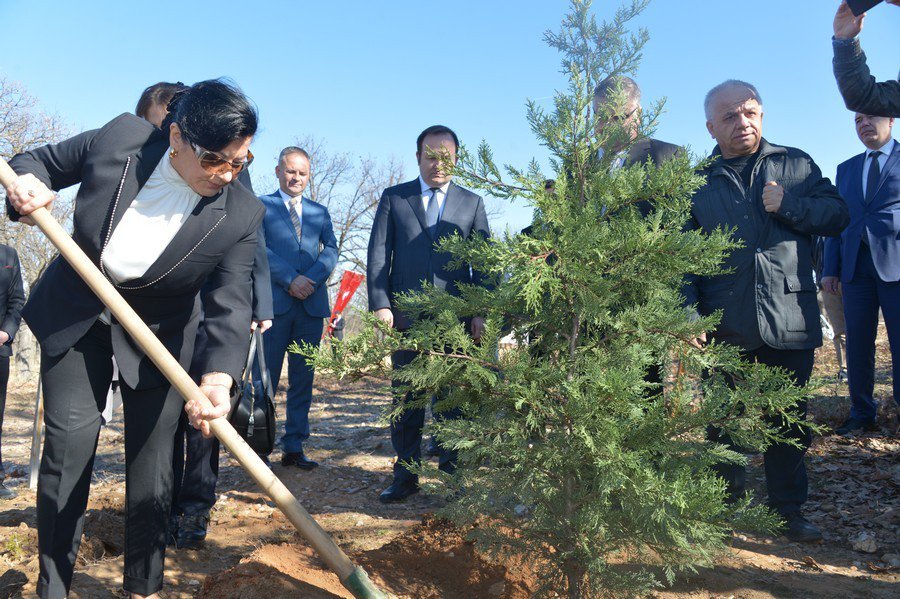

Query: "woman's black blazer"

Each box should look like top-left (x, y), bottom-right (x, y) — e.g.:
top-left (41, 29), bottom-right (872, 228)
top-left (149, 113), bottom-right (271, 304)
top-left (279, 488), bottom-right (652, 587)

top-left (9, 114), bottom-right (265, 389)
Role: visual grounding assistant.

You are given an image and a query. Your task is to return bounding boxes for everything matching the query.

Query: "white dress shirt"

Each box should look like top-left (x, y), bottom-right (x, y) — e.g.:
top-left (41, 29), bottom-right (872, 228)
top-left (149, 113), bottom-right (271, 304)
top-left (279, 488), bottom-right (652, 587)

top-left (862, 138), bottom-right (895, 198)
top-left (103, 150), bottom-right (201, 284)
top-left (597, 147), bottom-right (628, 171)
top-left (419, 176), bottom-right (448, 220)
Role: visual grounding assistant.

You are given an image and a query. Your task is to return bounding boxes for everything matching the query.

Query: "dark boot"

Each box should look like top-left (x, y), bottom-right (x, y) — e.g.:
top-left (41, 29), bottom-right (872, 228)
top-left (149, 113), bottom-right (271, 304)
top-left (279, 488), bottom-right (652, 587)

top-left (0, 480), bottom-right (16, 500)
top-left (176, 512), bottom-right (210, 549)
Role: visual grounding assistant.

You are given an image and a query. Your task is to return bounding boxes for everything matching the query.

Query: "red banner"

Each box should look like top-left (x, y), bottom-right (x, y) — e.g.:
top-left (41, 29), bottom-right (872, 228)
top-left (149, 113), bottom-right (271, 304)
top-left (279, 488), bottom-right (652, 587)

top-left (326, 270), bottom-right (365, 338)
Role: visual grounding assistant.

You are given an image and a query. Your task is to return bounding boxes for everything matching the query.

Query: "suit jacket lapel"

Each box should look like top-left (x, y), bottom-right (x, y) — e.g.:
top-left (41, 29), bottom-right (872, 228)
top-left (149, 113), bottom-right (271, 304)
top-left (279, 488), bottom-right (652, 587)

top-left (107, 138), bottom-right (168, 238)
top-left (300, 197), bottom-right (319, 253)
top-left (850, 152), bottom-right (866, 205)
top-left (625, 138), bottom-right (652, 167)
top-left (871, 141), bottom-right (900, 204)
top-left (405, 181), bottom-right (430, 236)
top-left (125, 187), bottom-right (228, 287)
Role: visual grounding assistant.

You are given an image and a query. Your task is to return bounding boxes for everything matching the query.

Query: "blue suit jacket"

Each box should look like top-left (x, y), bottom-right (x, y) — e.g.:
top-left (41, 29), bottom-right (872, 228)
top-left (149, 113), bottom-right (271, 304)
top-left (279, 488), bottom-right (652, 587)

top-left (259, 191), bottom-right (338, 318)
top-left (824, 140), bottom-right (900, 283)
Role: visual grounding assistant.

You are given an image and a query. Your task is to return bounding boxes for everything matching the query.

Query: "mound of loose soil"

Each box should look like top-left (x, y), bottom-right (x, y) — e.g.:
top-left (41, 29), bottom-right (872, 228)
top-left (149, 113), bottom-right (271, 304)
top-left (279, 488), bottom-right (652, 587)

top-left (200, 515), bottom-right (535, 599)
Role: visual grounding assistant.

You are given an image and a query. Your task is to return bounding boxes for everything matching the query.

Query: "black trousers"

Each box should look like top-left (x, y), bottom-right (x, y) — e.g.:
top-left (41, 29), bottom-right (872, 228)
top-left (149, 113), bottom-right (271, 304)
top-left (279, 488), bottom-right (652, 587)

top-left (171, 412), bottom-right (219, 517)
top-left (36, 322), bottom-right (182, 597)
top-left (390, 349), bottom-right (461, 484)
top-left (0, 355), bottom-right (9, 480)
top-left (707, 345), bottom-right (814, 517)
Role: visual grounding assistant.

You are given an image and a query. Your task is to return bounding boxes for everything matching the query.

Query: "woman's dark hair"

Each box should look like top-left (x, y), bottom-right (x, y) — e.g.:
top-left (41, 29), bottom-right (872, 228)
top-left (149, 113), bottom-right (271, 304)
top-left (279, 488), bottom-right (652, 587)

top-left (161, 78), bottom-right (258, 151)
top-left (135, 81), bottom-right (189, 121)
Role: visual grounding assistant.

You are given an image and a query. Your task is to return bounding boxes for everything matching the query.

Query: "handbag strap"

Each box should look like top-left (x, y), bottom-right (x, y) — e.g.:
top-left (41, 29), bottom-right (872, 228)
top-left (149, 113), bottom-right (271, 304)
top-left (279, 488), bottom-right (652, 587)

top-left (254, 328), bottom-right (275, 399)
top-left (242, 332), bottom-right (257, 388)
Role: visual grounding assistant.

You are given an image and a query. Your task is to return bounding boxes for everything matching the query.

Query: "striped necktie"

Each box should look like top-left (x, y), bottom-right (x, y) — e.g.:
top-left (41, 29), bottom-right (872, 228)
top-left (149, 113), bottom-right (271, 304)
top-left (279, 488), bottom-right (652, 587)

top-left (289, 197), bottom-right (302, 240)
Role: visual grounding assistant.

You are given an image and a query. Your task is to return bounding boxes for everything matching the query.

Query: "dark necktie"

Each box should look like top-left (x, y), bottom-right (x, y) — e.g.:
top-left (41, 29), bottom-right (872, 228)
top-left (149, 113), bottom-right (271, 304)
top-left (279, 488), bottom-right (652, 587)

top-left (865, 151), bottom-right (882, 203)
top-left (425, 187), bottom-right (440, 237)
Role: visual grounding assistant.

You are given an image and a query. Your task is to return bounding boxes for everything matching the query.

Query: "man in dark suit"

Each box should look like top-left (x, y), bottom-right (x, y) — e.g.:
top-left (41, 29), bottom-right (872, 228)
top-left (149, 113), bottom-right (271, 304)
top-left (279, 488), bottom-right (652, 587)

top-left (258, 147), bottom-right (338, 470)
top-left (591, 76), bottom-right (682, 391)
top-left (0, 243), bottom-right (25, 499)
top-left (823, 112), bottom-right (899, 434)
top-left (367, 125), bottom-right (491, 502)
top-left (684, 80), bottom-right (848, 543)
top-left (593, 76), bottom-right (681, 217)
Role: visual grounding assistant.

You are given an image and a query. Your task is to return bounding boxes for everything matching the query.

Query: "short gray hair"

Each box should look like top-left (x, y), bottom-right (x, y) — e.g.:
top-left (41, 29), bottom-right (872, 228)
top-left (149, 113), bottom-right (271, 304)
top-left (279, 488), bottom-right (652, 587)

top-left (278, 146), bottom-right (310, 162)
top-left (704, 80), bottom-right (763, 120)
top-left (594, 75), bottom-right (641, 104)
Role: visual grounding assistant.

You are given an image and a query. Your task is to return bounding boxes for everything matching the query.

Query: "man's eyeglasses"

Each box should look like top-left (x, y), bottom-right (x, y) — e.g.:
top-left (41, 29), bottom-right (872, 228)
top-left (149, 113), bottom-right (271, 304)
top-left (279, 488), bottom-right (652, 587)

top-left (191, 143), bottom-right (254, 175)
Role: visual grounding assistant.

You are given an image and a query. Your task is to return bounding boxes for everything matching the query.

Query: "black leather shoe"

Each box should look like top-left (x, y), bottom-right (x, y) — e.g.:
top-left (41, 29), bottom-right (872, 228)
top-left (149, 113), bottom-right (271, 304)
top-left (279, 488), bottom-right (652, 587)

top-left (0, 481), bottom-right (16, 500)
top-left (378, 479), bottom-right (419, 503)
top-left (426, 437), bottom-right (440, 457)
top-left (282, 451), bottom-right (318, 470)
top-left (835, 417), bottom-right (878, 436)
top-left (782, 514), bottom-right (823, 543)
top-left (176, 513), bottom-right (209, 549)
top-left (837, 368), bottom-right (849, 383)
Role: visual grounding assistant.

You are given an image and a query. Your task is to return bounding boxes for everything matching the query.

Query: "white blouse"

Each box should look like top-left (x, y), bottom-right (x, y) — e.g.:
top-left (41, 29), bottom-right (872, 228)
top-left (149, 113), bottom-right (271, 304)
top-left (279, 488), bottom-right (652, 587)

top-left (102, 150), bottom-right (201, 284)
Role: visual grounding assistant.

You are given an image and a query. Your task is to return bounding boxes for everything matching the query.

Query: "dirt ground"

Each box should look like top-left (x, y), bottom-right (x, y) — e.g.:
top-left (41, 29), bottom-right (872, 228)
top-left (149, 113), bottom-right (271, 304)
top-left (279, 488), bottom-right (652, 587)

top-left (1, 327), bottom-right (898, 598)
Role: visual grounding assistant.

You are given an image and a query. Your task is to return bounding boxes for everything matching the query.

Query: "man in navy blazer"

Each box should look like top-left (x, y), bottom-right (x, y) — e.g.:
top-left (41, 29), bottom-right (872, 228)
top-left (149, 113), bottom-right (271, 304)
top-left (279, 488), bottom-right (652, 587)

top-left (823, 112), bottom-right (899, 434)
top-left (367, 125), bottom-right (491, 502)
top-left (258, 147), bottom-right (338, 468)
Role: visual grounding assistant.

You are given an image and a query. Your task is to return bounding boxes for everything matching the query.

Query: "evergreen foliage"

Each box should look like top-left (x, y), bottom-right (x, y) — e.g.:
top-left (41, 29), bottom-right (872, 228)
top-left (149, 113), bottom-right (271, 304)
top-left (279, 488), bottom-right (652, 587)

top-left (305, 1), bottom-right (816, 596)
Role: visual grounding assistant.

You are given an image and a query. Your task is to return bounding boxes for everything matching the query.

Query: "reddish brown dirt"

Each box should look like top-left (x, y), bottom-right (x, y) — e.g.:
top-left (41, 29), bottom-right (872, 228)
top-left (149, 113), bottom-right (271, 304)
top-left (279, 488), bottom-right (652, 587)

top-left (1, 326), bottom-right (898, 598)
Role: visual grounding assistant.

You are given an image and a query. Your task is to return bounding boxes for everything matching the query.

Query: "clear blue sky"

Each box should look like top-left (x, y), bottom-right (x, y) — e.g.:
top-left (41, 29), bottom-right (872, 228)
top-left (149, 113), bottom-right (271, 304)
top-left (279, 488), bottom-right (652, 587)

top-left (2, 0), bottom-right (898, 234)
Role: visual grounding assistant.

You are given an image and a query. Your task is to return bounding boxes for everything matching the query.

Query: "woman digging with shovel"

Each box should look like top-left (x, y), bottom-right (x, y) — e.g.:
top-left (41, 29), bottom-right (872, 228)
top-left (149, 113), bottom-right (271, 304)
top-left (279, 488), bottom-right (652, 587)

top-left (5, 79), bottom-right (263, 599)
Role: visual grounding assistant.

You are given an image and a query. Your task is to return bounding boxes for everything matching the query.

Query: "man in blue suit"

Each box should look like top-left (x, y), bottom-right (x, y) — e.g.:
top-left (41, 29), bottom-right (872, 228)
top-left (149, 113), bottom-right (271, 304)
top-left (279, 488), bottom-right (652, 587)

top-left (368, 125), bottom-right (491, 502)
top-left (823, 112), bottom-right (899, 434)
top-left (258, 147), bottom-right (338, 468)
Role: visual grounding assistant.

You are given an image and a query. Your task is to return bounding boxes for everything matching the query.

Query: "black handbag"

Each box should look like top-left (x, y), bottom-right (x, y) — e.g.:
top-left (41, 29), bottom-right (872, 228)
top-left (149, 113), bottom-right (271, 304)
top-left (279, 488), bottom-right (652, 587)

top-left (228, 329), bottom-right (277, 455)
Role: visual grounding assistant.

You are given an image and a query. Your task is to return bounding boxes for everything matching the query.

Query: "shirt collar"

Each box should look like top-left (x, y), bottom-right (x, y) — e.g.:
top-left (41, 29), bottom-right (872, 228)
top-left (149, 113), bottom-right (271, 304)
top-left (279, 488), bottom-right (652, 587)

top-left (161, 149), bottom-right (199, 194)
top-left (866, 139), bottom-right (895, 159)
top-left (419, 176), bottom-right (450, 195)
top-left (278, 188), bottom-right (302, 204)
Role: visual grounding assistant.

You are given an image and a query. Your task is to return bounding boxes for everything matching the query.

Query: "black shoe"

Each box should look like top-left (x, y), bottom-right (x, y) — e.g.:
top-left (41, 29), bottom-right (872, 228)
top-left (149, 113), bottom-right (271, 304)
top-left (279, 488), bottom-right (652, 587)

top-left (378, 479), bottom-right (419, 503)
top-left (166, 514), bottom-right (180, 547)
top-left (281, 451), bottom-right (318, 470)
top-left (426, 437), bottom-right (440, 457)
top-left (837, 368), bottom-right (849, 383)
top-left (176, 513), bottom-right (209, 549)
top-left (782, 514), bottom-right (823, 543)
top-left (835, 417), bottom-right (877, 436)
top-left (0, 481), bottom-right (16, 500)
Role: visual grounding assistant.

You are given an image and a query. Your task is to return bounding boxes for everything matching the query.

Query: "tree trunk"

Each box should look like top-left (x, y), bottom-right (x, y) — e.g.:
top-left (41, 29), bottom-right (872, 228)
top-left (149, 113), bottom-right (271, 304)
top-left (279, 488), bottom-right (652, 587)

top-left (10, 325), bottom-right (40, 385)
top-left (565, 560), bottom-right (586, 599)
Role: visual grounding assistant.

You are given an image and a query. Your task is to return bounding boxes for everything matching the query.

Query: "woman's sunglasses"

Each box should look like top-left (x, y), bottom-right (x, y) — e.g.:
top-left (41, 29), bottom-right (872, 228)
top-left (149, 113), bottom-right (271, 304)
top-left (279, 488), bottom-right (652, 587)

top-left (191, 143), bottom-right (254, 175)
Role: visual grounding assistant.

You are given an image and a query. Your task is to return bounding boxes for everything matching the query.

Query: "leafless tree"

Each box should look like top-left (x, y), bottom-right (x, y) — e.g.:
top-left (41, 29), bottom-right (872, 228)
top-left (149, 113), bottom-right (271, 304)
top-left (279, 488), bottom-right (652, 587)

top-left (290, 135), bottom-right (404, 287)
top-left (0, 77), bottom-right (72, 379)
top-left (0, 77), bottom-right (73, 286)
